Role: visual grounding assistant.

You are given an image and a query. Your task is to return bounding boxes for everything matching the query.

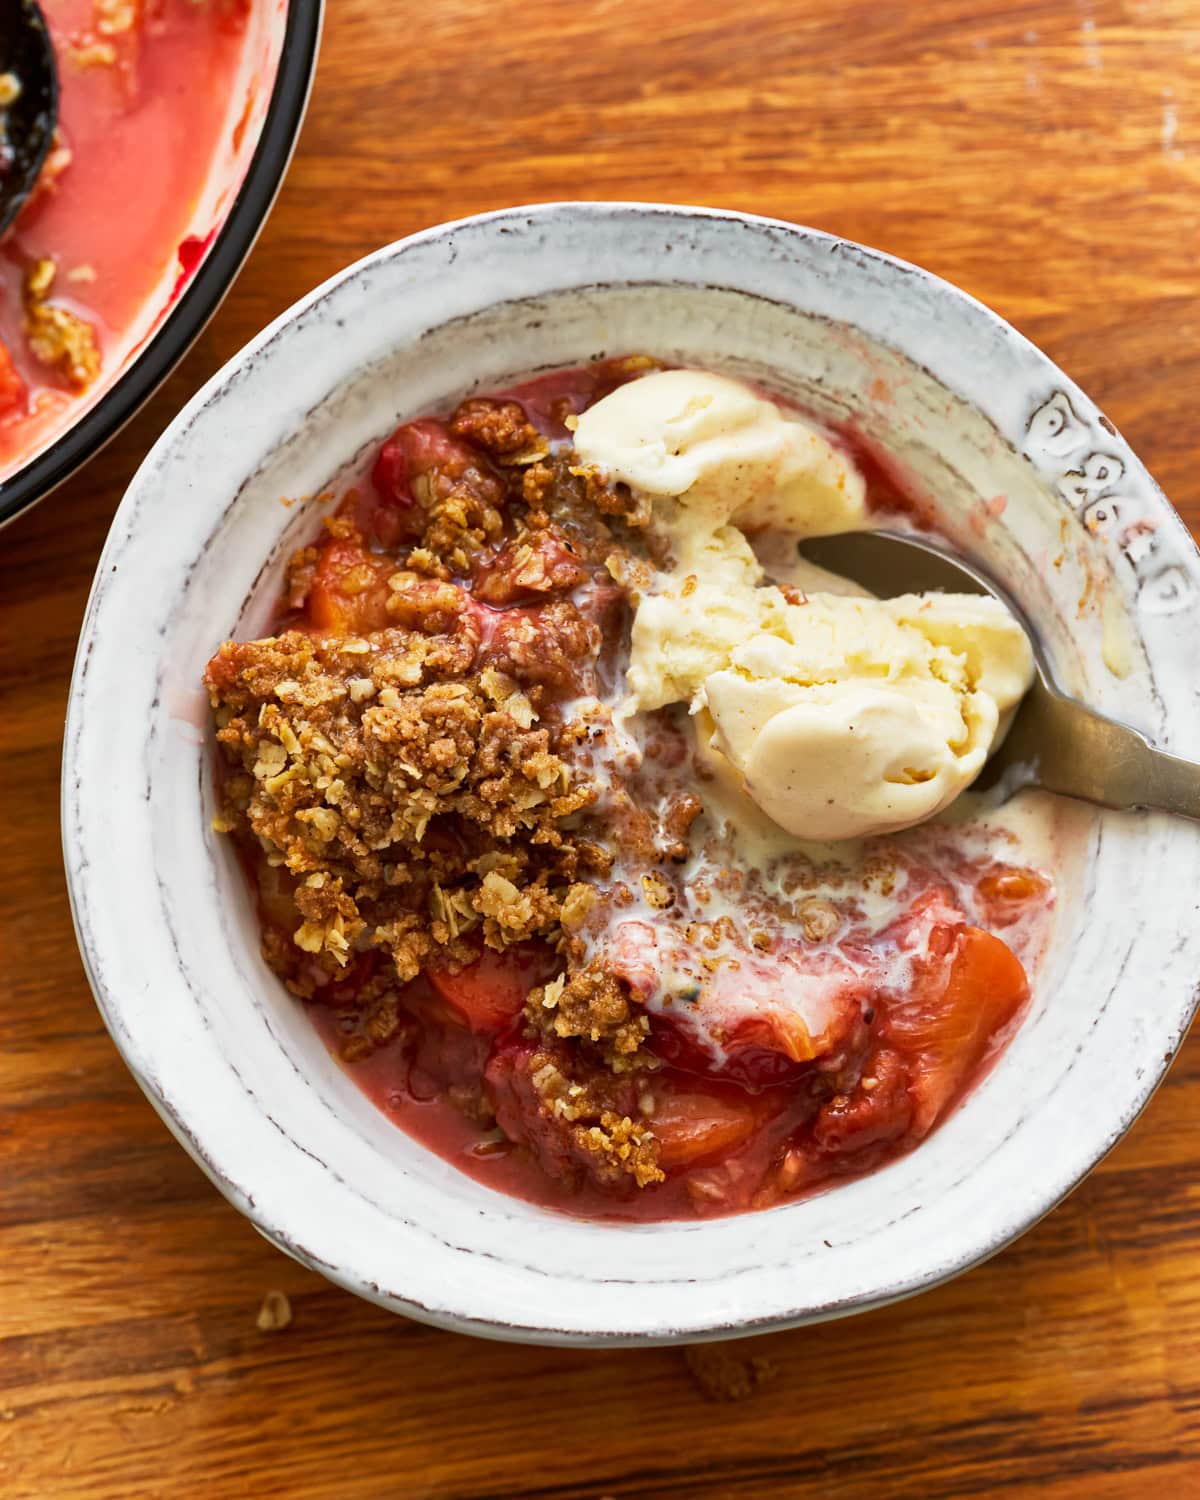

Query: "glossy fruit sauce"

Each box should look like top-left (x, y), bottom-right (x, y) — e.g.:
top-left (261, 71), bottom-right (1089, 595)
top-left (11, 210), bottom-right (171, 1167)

top-left (222, 360), bottom-right (1057, 1223)
top-left (0, 0), bottom-right (253, 476)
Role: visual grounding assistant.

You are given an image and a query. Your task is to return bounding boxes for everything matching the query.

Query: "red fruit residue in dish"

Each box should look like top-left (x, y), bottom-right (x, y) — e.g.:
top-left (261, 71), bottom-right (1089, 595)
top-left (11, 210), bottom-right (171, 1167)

top-left (0, 0), bottom-right (252, 476)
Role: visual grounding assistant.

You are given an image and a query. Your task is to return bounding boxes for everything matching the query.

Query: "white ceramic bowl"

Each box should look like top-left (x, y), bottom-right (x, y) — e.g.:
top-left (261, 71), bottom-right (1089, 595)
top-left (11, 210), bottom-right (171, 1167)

top-left (63, 204), bottom-right (1200, 1345)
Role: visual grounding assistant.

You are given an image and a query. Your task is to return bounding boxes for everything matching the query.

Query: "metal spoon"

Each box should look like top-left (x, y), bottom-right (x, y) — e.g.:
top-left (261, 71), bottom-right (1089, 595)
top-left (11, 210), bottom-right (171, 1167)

top-left (800, 529), bottom-right (1200, 820)
top-left (0, 0), bottom-right (58, 237)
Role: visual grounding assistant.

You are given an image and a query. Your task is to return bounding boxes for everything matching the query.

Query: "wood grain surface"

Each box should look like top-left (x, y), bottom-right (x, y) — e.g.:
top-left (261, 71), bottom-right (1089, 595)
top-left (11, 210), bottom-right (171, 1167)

top-left (4, 1), bottom-right (1200, 1495)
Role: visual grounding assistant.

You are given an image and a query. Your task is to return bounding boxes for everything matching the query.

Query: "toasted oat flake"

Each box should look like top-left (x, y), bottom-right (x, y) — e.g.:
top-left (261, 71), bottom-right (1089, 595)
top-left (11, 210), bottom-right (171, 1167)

top-left (67, 40), bottom-right (119, 67)
top-left (252, 741), bottom-right (288, 780)
top-left (95, 0), bottom-right (141, 35)
top-left (256, 1290), bottom-right (292, 1332)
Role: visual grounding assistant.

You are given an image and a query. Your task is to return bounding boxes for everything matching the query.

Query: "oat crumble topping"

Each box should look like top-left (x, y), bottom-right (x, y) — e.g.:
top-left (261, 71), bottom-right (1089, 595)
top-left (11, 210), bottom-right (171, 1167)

top-left (206, 376), bottom-right (682, 1189)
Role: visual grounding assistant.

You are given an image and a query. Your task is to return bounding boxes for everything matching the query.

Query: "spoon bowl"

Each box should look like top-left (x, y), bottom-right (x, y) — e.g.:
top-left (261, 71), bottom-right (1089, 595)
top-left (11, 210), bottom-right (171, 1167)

top-left (0, 0), bottom-right (58, 237)
top-left (801, 529), bottom-right (1200, 820)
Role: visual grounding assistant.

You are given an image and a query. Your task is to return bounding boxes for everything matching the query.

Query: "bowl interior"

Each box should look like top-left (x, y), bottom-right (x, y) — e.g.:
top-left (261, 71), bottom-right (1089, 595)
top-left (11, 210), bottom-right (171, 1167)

top-left (65, 208), bottom-right (1200, 1343)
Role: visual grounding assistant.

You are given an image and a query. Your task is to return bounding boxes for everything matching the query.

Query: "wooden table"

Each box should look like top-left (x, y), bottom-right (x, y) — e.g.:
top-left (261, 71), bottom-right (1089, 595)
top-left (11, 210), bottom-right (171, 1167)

top-left (5, 2), bottom-right (1200, 1495)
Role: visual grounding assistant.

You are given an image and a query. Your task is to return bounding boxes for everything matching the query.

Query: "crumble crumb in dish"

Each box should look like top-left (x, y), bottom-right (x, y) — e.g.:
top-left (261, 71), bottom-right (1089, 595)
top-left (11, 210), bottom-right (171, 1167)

top-left (204, 356), bottom-right (1059, 1221)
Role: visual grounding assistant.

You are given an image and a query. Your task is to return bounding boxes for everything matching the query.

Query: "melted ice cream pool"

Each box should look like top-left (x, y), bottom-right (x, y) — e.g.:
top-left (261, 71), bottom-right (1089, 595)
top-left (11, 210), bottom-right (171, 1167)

top-left (559, 695), bottom-right (1060, 1071)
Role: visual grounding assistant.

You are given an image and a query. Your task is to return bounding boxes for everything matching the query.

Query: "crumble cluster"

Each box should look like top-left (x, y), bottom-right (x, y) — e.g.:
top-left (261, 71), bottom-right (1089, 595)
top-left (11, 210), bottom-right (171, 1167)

top-left (206, 625), bottom-right (601, 982)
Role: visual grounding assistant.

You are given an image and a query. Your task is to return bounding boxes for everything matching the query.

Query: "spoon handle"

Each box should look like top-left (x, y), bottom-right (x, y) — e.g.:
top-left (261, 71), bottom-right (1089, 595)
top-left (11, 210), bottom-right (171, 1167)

top-left (990, 677), bottom-right (1200, 820)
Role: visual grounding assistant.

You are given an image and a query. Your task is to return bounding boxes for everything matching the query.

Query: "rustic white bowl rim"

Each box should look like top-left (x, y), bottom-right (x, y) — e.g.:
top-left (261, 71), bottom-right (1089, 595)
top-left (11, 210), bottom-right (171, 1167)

top-left (62, 203), bottom-right (1200, 1346)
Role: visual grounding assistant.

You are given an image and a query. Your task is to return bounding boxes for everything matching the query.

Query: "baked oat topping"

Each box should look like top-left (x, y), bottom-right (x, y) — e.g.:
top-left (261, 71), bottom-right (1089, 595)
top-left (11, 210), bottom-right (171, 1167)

top-left (206, 623), bottom-right (601, 984)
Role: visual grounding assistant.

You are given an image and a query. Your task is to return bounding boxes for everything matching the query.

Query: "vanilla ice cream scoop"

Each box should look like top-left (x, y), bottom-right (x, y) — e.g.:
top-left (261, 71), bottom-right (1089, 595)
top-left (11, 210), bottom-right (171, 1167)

top-left (576, 366), bottom-right (1034, 839)
top-left (574, 369), bottom-right (866, 543)
top-left (703, 592), bottom-right (1034, 840)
